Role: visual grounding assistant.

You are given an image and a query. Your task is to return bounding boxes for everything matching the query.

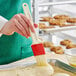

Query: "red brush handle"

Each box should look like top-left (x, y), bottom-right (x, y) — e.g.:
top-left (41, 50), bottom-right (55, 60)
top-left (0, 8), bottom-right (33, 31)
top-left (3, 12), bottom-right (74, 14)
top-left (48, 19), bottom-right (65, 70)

top-left (31, 43), bottom-right (45, 56)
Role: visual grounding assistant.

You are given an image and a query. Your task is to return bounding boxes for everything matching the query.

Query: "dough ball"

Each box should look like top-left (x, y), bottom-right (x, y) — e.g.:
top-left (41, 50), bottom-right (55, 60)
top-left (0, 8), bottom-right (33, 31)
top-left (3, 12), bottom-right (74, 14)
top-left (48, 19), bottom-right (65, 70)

top-left (35, 64), bottom-right (54, 76)
top-left (0, 69), bottom-right (17, 76)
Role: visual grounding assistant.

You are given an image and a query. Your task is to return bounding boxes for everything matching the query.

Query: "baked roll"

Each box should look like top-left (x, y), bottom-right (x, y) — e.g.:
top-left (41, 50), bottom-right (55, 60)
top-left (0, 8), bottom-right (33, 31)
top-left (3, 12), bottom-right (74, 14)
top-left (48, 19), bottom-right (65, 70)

top-left (39, 23), bottom-right (46, 29)
top-left (49, 19), bottom-right (66, 26)
top-left (54, 15), bottom-right (69, 20)
top-left (40, 17), bottom-right (53, 22)
top-left (67, 18), bottom-right (76, 23)
top-left (66, 44), bottom-right (76, 49)
top-left (51, 46), bottom-right (64, 54)
top-left (43, 42), bottom-right (54, 48)
top-left (60, 39), bottom-right (72, 46)
top-left (39, 23), bottom-right (55, 29)
top-left (60, 24), bottom-right (76, 27)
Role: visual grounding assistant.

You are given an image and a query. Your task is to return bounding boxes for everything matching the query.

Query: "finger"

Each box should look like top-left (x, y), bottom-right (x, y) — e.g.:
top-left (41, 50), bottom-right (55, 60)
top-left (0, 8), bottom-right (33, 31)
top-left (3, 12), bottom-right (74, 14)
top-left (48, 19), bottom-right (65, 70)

top-left (1, 29), bottom-right (14, 35)
top-left (12, 20), bottom-right (25, 36)
top-left (14, 14), bottom-right (30, 36)
top-left (5, 32), bottom-right (14, 35)
top-left (34, 24), bottom-right (38, 28)
top-left (15, 27), bottom-right (25, 37)
top-left (20, 14), bottom-right (35, 33)
top-left (13, 19), bottom-right (28, 38)
top-left (0, 20), bottom-right (14, 35)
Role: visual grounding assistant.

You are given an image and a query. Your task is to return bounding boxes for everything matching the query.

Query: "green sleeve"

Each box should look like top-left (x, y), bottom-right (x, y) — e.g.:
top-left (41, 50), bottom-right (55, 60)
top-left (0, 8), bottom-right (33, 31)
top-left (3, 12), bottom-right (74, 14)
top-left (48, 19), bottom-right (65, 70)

top-left (0, 0), bottom-right (31, 20)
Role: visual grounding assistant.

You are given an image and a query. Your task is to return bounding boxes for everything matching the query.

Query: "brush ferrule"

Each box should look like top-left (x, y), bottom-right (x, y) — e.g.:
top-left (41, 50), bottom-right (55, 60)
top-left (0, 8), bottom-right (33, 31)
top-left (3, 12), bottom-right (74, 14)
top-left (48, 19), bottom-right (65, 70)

top-left (31, 43), bottom-right (45, 56)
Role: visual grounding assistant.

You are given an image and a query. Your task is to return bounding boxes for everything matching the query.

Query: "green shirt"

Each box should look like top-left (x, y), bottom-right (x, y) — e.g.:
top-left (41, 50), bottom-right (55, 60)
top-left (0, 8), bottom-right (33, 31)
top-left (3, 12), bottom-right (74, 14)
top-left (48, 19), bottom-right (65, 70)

top-left (0, 0), bottom-right (33, 65)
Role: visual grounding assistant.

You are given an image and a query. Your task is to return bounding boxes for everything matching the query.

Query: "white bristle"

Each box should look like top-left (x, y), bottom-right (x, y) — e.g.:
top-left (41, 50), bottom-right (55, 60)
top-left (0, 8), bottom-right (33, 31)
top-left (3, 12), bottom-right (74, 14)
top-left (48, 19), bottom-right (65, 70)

top-left (35, 55), bottom-right (48, 66)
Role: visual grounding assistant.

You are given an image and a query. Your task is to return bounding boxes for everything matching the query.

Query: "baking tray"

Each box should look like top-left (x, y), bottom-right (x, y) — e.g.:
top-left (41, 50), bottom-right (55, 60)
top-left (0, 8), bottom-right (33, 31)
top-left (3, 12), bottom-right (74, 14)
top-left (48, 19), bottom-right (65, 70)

top-left (0, 59), bottom-right (76, 74)
top-left (39, 20), bottom-right (76, 33)
top-left (40, 26), bottom-right (76, 33)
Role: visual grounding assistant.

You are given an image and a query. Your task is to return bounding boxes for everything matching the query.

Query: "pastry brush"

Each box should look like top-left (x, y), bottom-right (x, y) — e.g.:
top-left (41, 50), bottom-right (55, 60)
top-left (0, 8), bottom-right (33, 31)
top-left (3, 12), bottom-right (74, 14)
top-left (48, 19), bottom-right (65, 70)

top-left (23, 3), bottom-right (49, 66)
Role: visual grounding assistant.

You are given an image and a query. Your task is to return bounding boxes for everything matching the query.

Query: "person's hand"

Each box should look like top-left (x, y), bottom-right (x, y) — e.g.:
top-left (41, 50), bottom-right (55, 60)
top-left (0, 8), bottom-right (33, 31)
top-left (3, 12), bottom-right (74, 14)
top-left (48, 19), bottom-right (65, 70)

top-left (1, 14), bottom-right (38, 38)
